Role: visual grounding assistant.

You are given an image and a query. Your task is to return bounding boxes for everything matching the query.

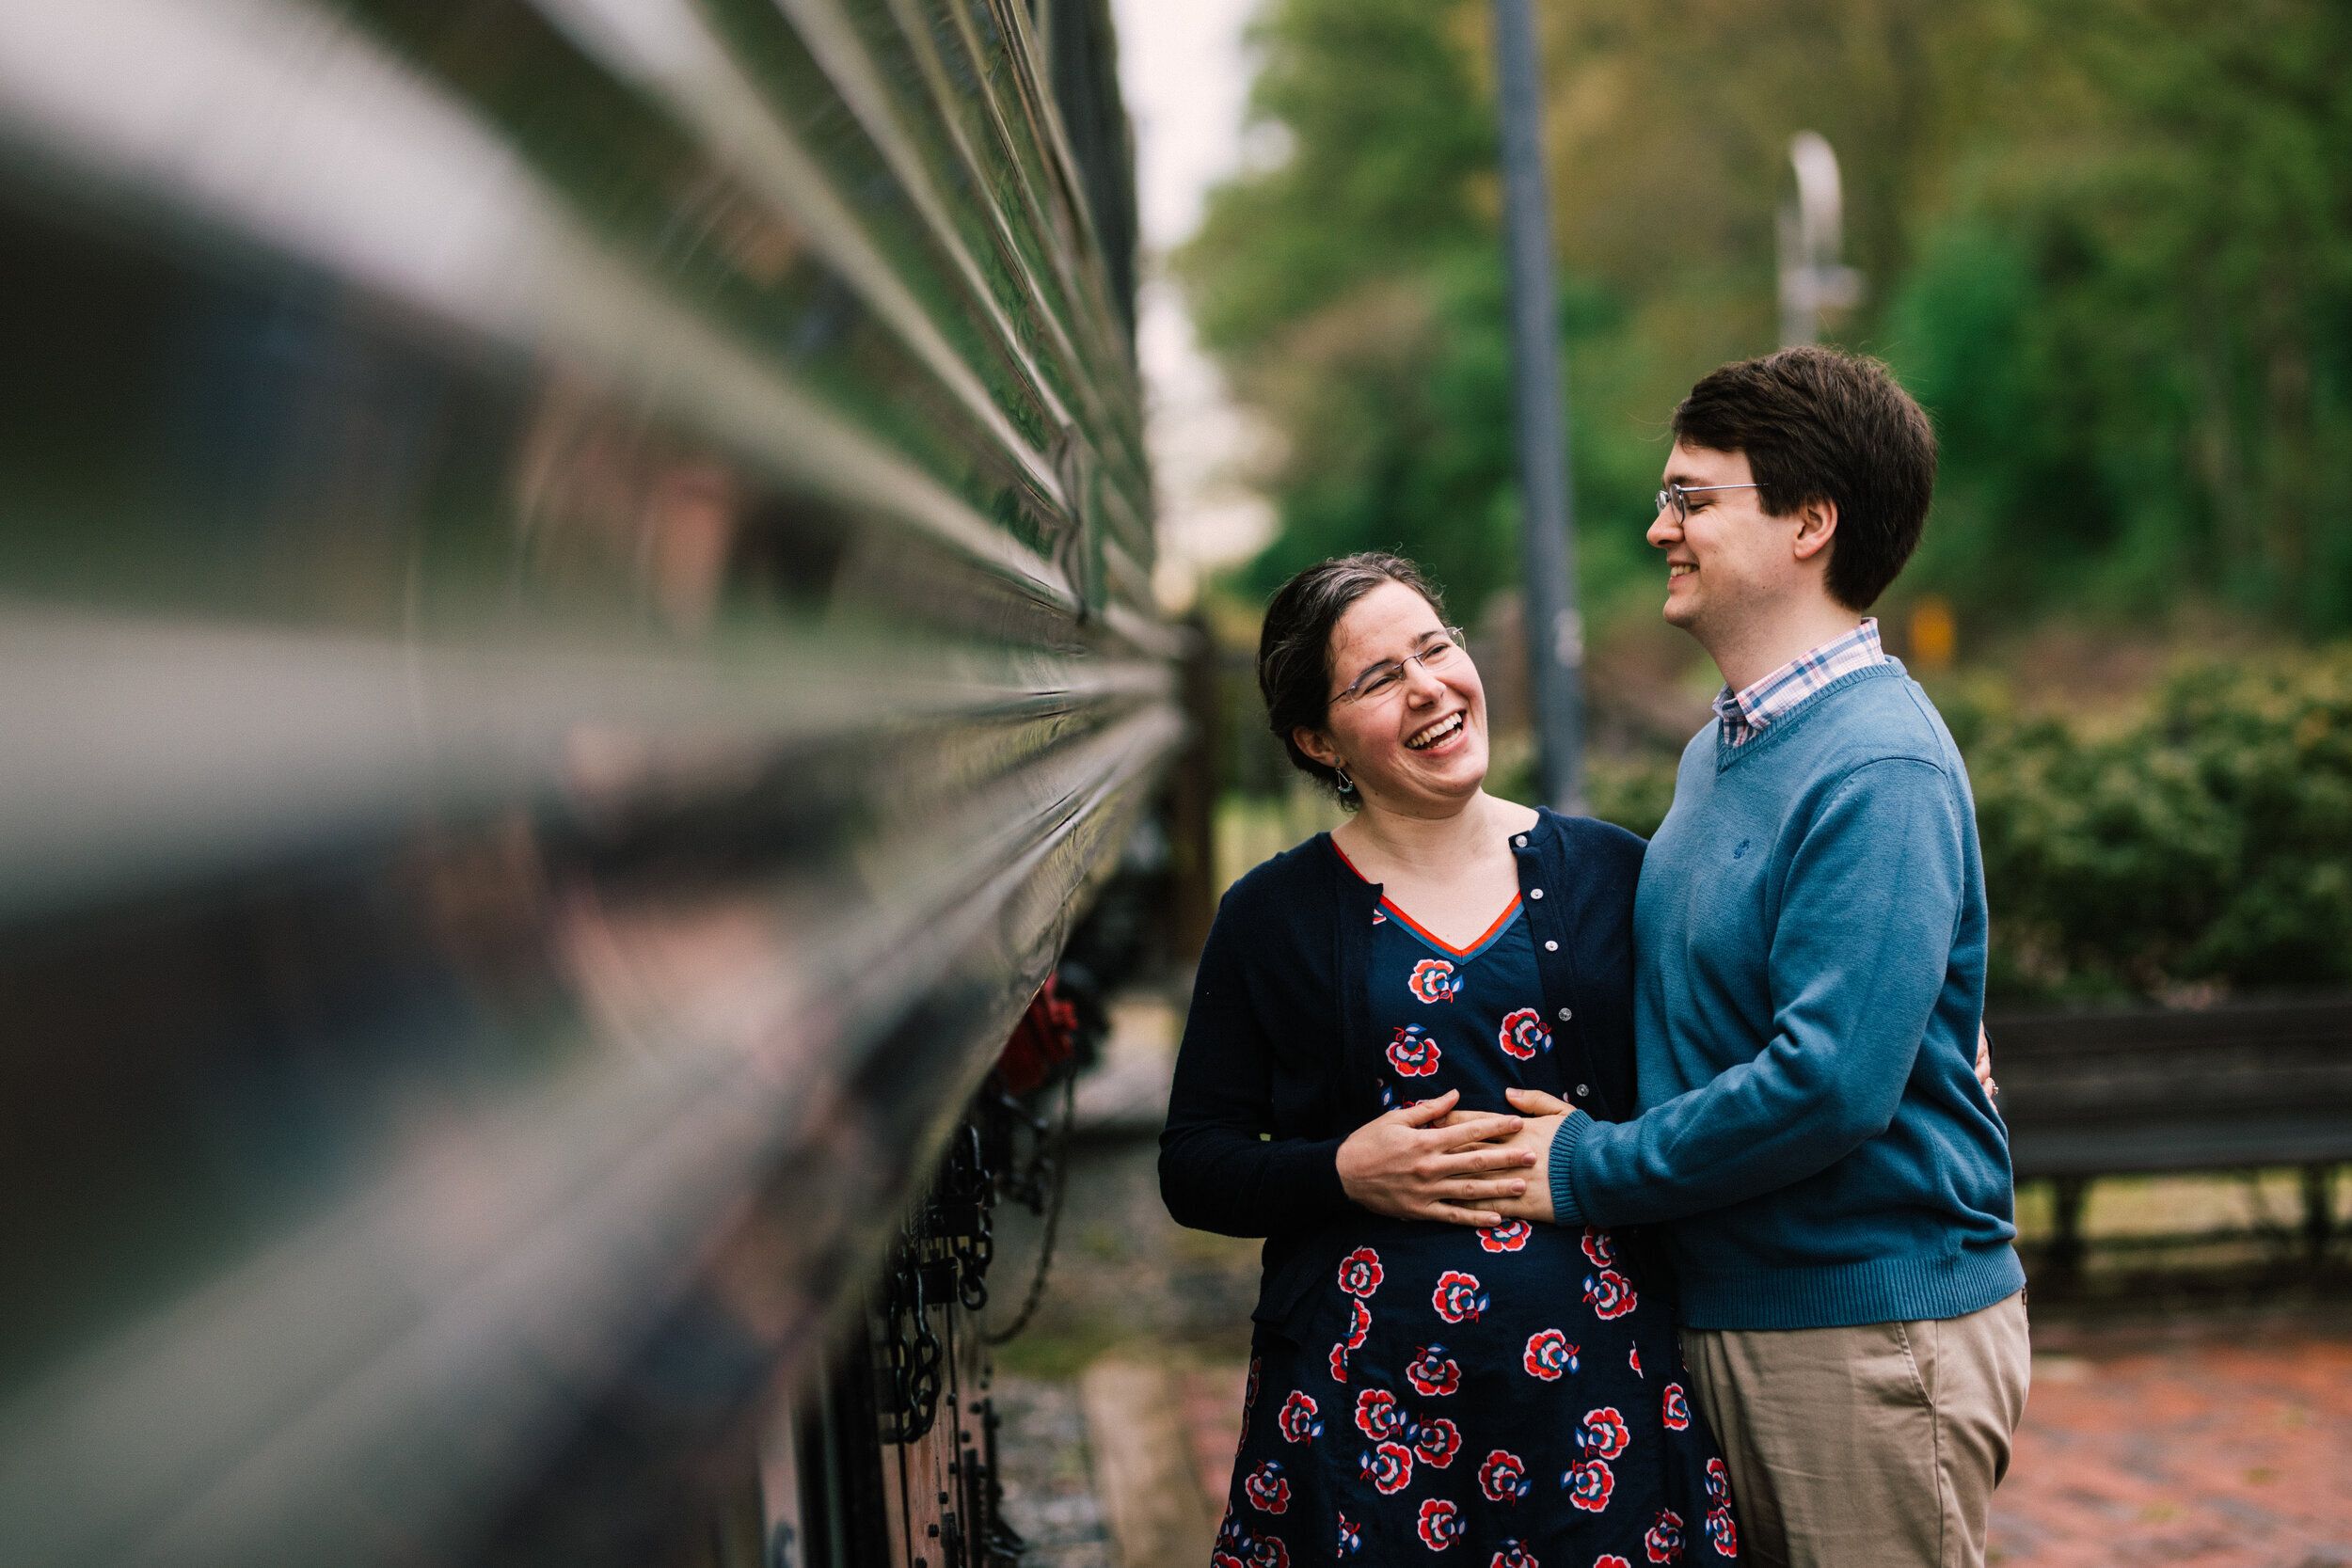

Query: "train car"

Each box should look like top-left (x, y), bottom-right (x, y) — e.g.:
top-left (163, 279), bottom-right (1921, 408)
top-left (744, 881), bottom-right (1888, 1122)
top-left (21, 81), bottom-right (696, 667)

top-left (0, 2), bottom-right (1177, 1564)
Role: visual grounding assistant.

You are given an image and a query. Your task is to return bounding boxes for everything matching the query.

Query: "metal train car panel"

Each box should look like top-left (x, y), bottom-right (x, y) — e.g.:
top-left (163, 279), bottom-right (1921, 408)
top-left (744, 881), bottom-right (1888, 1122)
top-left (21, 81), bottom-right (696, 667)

top-left (0, 1), bottom-right (1165, 1563)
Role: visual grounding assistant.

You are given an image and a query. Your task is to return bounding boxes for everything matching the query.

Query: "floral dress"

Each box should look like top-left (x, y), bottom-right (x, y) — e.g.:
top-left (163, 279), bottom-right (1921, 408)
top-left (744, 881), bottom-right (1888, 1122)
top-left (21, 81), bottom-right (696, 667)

top-left (1214, 860), bottom-right (1740, 1568)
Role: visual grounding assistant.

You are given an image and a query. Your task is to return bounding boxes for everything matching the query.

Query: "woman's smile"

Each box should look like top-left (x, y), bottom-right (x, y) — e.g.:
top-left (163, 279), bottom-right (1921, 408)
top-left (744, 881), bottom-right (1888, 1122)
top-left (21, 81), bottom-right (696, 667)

top-left (1405, 710), bottom-right (1467, 752)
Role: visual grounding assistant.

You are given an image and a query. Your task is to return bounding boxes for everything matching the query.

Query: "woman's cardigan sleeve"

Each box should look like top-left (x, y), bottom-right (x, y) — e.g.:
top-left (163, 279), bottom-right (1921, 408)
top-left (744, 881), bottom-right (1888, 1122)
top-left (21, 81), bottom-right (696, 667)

top-left (1158, 862), bottom-right (1356, 1238)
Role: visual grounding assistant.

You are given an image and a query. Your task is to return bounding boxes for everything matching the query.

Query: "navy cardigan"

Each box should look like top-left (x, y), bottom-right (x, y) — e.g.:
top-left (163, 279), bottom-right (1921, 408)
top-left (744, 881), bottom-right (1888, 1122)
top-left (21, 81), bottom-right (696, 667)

top-left (1158, 808), bottom-right (1647, 1331)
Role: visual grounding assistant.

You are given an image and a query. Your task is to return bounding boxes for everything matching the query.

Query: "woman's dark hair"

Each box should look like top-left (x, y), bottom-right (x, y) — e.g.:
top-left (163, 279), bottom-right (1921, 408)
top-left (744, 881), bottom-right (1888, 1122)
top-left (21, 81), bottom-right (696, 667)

top-left (1258, 552), bottom-right (1447, 806)
top-left (1671, 345), bottom-right (1938, 610)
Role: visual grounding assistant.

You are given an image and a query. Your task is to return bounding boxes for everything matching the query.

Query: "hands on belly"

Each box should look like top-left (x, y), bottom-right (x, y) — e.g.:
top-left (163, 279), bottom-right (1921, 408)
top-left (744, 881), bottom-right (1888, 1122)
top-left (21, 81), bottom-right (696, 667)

top-left (1443, 1088), bottom-right (1567, 1225)
top-left (1336, 1088), bottom-right (1538, 1227)
top-left (1430, 1027), bottom-right (2001, 1228)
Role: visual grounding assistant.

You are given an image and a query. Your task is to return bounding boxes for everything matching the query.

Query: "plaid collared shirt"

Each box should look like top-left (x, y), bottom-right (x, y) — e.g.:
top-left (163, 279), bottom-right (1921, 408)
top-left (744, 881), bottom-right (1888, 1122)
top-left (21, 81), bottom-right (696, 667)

top-left (1713, 618), bottom-right (1887, 748)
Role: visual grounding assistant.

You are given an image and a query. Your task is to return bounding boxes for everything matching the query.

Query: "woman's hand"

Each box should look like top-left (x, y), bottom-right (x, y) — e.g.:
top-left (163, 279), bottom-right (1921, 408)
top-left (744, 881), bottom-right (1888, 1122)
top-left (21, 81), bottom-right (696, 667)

top-left (1977, 1022), bottom-right (1996, 1098)
top-left (1453, 1086), bottom-right (1573, 1224)
top-left (1336, 1089), bottom-right (1537, 1227)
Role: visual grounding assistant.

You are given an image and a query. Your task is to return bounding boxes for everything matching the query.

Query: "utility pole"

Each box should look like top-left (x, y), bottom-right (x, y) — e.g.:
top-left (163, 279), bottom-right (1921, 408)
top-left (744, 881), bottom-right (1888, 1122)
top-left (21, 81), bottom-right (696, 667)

top-left (1488, 0), bottom-right (1583, 812)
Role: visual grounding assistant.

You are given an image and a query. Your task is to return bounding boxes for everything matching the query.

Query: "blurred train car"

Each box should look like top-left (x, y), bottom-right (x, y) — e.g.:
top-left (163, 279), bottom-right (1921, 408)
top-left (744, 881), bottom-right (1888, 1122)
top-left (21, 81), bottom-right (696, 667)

top-left (0, 2), bottom-right (1177, 1565)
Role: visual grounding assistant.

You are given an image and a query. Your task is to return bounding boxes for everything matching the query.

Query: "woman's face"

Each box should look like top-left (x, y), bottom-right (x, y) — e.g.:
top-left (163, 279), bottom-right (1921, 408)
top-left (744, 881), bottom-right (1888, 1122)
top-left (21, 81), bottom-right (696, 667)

top-left (1298, 579), bottom-right (1489, 814)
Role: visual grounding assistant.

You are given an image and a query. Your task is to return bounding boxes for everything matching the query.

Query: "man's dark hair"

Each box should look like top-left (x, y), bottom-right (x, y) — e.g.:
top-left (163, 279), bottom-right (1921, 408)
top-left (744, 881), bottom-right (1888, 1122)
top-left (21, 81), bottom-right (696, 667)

top-left (1259, 552), bottom-right (1446, 807)
top-left (1671, 345), bottom-right (1937, 610)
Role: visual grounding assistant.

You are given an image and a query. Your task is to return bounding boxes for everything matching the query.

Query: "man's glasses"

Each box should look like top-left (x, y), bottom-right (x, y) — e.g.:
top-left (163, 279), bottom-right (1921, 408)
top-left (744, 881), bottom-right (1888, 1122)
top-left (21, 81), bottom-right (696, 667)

top-left (1655, 483), bottom-right (1759, 524)
top-left (1334, 627), bottom-right (1469, 705)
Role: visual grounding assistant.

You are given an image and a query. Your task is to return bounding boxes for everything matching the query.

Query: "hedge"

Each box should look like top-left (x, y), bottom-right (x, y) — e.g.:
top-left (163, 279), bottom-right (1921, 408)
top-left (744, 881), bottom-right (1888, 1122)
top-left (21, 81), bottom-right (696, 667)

top-left (1584, 648), bottom-right (2352, 1004)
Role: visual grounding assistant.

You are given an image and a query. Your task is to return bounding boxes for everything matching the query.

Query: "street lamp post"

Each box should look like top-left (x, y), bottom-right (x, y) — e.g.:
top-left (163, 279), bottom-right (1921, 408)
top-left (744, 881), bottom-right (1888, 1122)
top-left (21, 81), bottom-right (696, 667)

top-left (1777, 131), bottom-right (1866, 347)
top-left (1488, 0), bottom-right (1584, 813)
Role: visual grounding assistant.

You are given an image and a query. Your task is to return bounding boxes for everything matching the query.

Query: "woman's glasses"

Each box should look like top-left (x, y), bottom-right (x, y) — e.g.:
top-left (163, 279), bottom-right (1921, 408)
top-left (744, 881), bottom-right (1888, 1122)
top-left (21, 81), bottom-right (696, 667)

top-left (1654, 482), bottom-right (1759, 524)
top-left (1334, 628), bottom-right (1469, 705)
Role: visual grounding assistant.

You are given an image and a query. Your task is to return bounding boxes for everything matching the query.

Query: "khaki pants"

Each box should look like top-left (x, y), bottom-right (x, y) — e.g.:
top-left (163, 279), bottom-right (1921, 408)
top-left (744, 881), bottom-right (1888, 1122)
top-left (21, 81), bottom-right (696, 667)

top-left (1679, 1291), bottom-right (2030, 1568)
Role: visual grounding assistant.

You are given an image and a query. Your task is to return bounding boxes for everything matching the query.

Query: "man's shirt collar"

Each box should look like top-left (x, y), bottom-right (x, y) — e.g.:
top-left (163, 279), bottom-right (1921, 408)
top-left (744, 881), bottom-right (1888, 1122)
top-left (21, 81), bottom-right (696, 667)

top-left (1712, 618), bottom-right (1887, 748)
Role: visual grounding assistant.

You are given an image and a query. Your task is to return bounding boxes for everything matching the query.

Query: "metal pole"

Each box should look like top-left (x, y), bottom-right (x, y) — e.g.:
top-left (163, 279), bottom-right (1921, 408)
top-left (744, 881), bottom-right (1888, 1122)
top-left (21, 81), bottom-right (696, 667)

top-left (1488, 0), bottom-right (1584, 813)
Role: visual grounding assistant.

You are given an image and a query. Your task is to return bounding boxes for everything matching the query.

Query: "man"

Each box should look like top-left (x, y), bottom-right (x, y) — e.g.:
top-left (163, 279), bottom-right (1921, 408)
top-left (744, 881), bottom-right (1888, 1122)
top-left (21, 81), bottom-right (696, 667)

top-left (1490, 346), bottom-right (2027, 1567)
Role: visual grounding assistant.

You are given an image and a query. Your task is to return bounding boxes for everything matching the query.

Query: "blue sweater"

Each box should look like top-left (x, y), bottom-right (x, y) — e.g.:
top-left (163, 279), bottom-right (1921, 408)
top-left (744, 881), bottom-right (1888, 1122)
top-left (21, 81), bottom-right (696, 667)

top-left (1550, 661), bottom-right (2023, 1330)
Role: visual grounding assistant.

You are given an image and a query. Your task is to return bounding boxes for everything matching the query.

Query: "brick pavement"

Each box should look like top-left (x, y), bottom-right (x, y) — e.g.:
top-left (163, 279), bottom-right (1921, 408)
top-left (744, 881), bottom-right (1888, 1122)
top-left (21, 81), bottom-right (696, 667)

top-left (1989, 1317), bottom-right (2352, 1568)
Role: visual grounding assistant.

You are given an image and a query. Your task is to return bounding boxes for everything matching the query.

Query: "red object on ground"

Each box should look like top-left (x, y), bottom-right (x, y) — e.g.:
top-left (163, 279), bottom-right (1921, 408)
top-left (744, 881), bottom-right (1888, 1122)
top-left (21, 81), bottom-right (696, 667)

top-left (1989, 1318), bottom-right (2352, 1566)
top-left (996, 975), bottom-right (1081, 1094)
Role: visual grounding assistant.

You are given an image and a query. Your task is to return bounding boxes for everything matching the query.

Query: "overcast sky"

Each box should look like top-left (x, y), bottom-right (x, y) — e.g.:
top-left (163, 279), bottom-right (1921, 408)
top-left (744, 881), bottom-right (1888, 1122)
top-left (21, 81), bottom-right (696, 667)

top-left (1108, 0), bottom-right (1255, 251)
top-left (1106, 0), bottom-right (1270, 607)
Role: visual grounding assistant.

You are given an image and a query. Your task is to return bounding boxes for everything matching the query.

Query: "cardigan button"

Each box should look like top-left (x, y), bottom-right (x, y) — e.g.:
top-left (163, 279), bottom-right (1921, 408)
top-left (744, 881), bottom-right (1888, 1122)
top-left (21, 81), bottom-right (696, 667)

top-left (1530, 887), bottom-right (1543, 899)
top-left (1515, 834), bottom-right (1528, 847)
top-left (1576, 1084), bottom-right (1589, 1097)
top-left (1557, 1006), bottom-right (1573, 1022)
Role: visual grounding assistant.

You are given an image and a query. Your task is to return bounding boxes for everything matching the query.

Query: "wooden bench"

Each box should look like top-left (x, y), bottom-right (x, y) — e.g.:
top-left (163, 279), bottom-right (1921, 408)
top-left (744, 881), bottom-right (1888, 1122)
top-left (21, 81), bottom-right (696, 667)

top-left (1988, 994), bottom-right (2352, 1279)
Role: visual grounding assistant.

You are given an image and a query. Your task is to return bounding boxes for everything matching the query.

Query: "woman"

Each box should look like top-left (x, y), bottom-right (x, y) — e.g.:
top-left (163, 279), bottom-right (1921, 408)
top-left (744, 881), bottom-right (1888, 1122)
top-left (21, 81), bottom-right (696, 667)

top-left (1160, 554), bottom-right (1740, 1568)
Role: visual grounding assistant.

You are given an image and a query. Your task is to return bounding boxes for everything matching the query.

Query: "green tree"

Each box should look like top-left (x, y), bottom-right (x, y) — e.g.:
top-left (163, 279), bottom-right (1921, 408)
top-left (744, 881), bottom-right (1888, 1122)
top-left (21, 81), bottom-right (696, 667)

top-left (1183, 0), bottom-right (2352, 637)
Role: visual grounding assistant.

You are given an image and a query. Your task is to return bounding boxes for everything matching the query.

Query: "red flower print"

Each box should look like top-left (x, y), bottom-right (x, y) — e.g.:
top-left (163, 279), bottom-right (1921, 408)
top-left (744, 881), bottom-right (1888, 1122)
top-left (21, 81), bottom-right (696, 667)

top-left (1477, 1449), bottom-right (1531, 1503)
top-left (1707, 1508), bottom-right (1738, 1559)
top-left (1522, 1329), bottom-right (1578, 1381)
top-left (1245, 1461), bottom-right (1291, 1514)
top-left (1577, 1407), bottom-right (1630, 1462)
top-left (1596, 1560), bottom-right (1632, 1568)
top-left (1215, 1551), bottom-right (1248, 1568)
top-left (1629, 1345), bottom-right (1643, 1377)
top-left (1661, 1384), bottom-right (1692, 1431)
top-left (1415, 1498), bottom-right (1464, 1551)
top-left (1704, 1458), bottom-right (1728, 1504)
top-left (1564, 1458), bottom-right (1613, 1513)
top-left (1338, 1247), bottom-right (1385, 1297)
top-left (1410, 1417), bottom-right (1461, 1468)
top-left (1583, 1268), bottom-right (1638, 1320)
top-left (1478, 1219), bottom-right (1532, 1253)
top-left (1488, 1542), bottom-right (1535, 1568)
top-left (1347, 1298), bottom-right (1373, 1348)
top-left (1278, 1391), bottom-right (1323, 1444)
top-left (1407, 958), bottom-right (1460, 1004)
top-left (1360, 1440), bottom-right (1414, 1495)
top-left (1328, 1342), bottom-right (1349, 1384)
top-left (1244, 1464), bottom-right (1289, 1515)
top-left (1567, 1409), bottom-right (1634, 1472)
top-left (1406, 1345), bottom-right (1462, 1397)
top-left (1497, 1007), bottom-right (1550, 1060)
top-left (1251, 1537), bottom-right (1291, 1568)
top-left (1354, 1387), bottom-right (1406, 1440)
top-left (1645, 1509), bottom-right (1685, 1563)
top-left (1432, 1270), bottom-right (1488, 1323)
top-left (1337, 1514), bottom-right (1363, 1557)
top-left (1387, 1024), bottom-right (1441, 1077)
top-left (1581, 1228), bottom-right (1618, 1268)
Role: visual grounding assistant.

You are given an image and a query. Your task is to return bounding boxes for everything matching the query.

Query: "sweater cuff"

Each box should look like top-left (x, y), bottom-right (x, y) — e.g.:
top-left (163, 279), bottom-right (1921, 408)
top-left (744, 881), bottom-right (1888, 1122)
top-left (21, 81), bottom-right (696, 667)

top-left (1548, 1112), bottom-right (1592, 1227)
top-left (1293, 1135), bottom-right (1352, 1217)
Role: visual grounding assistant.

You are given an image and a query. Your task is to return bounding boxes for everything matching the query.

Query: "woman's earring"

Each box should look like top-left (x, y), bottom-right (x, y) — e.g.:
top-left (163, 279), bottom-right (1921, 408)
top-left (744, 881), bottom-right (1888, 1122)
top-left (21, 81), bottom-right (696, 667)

top-left (1334, 767), bottom-right (1355, 795)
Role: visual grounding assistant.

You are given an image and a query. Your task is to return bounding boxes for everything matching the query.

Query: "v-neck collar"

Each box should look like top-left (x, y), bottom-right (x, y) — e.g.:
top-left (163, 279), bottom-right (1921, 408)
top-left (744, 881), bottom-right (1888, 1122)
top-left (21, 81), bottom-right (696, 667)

top-left (1329, 840), bottom-right (1525, 961)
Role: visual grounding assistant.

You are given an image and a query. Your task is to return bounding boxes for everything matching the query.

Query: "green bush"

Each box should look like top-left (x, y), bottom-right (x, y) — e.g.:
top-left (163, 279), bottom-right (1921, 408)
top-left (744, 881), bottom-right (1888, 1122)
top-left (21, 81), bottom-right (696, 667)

top-left (1581, 649), bottom-right (2352, 1003)
top-left (1957, 649), bottom-right (2352, 1002)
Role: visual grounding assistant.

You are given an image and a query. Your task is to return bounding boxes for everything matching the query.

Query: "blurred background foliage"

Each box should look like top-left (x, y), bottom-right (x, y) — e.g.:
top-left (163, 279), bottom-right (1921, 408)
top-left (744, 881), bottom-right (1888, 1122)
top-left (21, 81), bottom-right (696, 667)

top-left (1182, 0), bottom-right (2352, 632)
top-left (1186, 0), bottom-right (2352, 1004)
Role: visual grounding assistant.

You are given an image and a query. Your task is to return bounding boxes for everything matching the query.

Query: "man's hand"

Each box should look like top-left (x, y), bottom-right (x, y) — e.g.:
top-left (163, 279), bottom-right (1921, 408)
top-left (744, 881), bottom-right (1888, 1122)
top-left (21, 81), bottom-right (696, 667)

top-left (1449, 1086), bottom-right (1574, 1224)
top-left (1977, 1022), bottom-right (1996, 1099)
top-left (1337, 1089), bottom-right (1536, 1227)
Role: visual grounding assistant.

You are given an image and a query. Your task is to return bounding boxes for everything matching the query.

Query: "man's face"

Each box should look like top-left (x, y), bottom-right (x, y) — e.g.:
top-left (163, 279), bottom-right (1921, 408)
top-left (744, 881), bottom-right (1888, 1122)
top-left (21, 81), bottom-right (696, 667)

top-left (1647, 441), bottom-right (1784, 640)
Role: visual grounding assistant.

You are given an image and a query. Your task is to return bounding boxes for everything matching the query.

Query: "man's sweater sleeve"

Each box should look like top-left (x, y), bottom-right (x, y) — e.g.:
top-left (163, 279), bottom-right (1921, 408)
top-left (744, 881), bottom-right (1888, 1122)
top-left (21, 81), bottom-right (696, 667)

top-left (1549, 758), bottom-right (1964, 1227)
top-left (1159, 901), bottom-right (1352, 1237)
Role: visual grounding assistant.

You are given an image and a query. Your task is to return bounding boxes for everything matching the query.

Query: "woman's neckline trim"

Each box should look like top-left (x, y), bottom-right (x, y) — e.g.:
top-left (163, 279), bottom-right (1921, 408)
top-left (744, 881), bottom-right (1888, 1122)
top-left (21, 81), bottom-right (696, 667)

top-left (1327, 838), bottom-right (1528, 960)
